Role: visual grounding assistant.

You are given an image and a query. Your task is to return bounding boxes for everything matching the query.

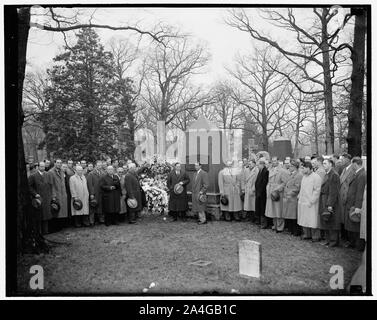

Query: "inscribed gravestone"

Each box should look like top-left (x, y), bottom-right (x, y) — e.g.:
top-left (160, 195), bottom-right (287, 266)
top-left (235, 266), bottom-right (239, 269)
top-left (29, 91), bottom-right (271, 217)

top-left (238, 240), bottom-right (262, 278)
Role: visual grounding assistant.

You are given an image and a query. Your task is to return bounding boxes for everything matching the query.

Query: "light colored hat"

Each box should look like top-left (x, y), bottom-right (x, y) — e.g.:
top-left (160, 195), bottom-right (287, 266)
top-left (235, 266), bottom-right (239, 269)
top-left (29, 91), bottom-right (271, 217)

top-left (127, 198), bottom-right (138, 209)
top-left (174, 183), bottom-right (184, 195)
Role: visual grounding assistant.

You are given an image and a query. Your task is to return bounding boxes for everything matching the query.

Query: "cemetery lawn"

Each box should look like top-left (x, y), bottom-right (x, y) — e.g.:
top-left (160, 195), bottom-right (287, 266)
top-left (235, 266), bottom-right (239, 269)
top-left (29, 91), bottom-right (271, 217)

top-left (17, 215), bottom-right (362, 295)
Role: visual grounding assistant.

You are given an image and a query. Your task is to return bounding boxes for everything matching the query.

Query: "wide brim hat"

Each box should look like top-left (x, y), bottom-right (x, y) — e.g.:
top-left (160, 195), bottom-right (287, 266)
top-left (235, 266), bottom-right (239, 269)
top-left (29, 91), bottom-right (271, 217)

top-left (198, 193), bottom-right (207, 203)
top-left (32, 198), bottom-right (42, 209)
top-left (220, 194), bottom-right (228, 205)
top-left (51, 199), bottom-right (60, 214)
top-left (271, 190), bottom-right (280, 202)
top-left (349, 206), bottom-right (361, 223)
top-left (321, 210), bottom-right (333, 222)
top-left (73, 199), bottom-right (83, 210)
top-left (127, 198), bottom-right (138, 209)
top-left (174, 183), bottom-right (184, 195)
top-left (89, 198), bottom-right (98, 208)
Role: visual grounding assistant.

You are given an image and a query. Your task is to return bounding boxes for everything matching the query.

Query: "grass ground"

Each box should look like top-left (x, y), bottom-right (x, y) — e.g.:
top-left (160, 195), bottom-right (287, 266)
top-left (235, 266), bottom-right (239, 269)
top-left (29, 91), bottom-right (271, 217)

top-left (17, 215), bottom-right (362, 295)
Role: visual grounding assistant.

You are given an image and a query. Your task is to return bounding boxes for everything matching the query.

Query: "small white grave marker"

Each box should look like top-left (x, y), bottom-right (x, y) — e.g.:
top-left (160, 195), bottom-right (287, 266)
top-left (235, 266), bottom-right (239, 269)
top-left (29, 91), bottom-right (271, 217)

top-left (238, 240), bottom-right (262, 278)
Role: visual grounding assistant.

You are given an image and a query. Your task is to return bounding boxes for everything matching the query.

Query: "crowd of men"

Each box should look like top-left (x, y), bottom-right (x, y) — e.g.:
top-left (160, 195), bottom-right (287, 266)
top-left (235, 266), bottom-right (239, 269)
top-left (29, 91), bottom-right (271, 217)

top-left (27, 158), bottom-right (147, 235)
top-left (167, 154), bottom-right (367, 251)
top-left (27, 153), bottom-right (367, 252)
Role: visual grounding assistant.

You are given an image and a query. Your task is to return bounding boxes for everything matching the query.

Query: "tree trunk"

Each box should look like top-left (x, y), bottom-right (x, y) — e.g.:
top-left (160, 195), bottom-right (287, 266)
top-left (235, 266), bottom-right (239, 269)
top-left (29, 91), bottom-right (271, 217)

top-left (17, 8), bottom-right (31, 252)
top-left (321, 9), bottom-right (335, 154)
top-left (347, 9), bottom-right (366, 157)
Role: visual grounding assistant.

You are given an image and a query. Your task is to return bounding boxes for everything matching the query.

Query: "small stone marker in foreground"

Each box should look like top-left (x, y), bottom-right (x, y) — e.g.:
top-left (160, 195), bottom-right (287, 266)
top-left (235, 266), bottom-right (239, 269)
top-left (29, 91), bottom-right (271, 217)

top-left (188, 260), bottom-right (213, 267)
top-left (238, 240), bottom-right (262, 278)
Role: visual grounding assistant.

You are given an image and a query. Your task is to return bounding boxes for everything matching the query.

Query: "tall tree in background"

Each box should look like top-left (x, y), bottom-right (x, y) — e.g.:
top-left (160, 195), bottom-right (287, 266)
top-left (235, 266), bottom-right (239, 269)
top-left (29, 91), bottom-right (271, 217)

top-left (43, 28), bottom-right (126, 161)
top-left (346, 8), bottom-right (367, 156)
top-left (226, 8), bottom-right (353, 154)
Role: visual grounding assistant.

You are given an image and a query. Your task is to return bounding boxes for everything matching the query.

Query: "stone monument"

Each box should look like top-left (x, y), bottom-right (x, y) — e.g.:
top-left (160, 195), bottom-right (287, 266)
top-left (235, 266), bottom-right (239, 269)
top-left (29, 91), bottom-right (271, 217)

top-left (238, 240), bottom-right (262, 278)
top-left (271, 136), bottom-right (293, 160)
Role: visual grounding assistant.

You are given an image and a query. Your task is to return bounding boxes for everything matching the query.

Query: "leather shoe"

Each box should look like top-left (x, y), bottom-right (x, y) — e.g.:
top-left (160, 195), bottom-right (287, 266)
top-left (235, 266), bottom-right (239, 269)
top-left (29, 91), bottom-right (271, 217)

top-left (198, 221), bottom-right (207, 225)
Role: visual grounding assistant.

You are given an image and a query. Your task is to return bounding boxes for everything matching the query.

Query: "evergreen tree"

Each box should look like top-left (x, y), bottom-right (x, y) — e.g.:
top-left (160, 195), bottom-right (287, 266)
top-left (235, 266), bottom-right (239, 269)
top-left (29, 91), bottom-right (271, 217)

top-left (41, 28), bottom-right (132, 161)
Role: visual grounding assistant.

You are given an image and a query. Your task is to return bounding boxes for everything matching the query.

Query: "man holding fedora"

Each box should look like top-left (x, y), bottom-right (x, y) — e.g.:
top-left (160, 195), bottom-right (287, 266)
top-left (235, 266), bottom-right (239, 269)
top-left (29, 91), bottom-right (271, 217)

top-left (344, 157), bottom-right (366, 251)
top-left (99, 165), bottom-right (121, 226)
top-left (123, 163), bottom-right (143, 224)
top-left (167, 162), bottom-right (190, 221)
top-left (69, 165), bottom-right (90, 227)
top-left (192, 162), bottom-right (209, 225)
top-left (87, 160), bottom-right (104, 224)
top-left (28, 161), bottom-right (52, 235)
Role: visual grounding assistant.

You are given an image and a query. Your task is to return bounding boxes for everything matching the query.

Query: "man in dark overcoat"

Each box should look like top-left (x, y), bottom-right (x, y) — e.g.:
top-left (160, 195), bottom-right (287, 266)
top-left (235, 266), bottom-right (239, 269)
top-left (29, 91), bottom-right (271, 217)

top-left (99, 165), bottom-right (121, 226)
top-left (319, 159), bottom-right (341, 247)
top-left (167, 162), bottom-right (190, 221)
top-left (123, 163), bottom-right (143, 224)
top-left (28, 161), bottom-right (52, 234)
top-left (345, 157), bottom-right (366, 251)
top-left (87, 160), bottom-right (104, 224)
top-left (191, 162), bottom-right (209, 225)
top-left (254, 159), bottom-right (269, 228)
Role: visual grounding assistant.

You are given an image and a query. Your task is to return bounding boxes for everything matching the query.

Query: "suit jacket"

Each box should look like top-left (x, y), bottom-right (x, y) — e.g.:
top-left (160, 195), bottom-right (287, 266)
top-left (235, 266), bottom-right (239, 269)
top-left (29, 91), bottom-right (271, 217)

top-left (255, 166), bottom-right (269, 198)
top-left (345, 167), bottom-right (366, 232)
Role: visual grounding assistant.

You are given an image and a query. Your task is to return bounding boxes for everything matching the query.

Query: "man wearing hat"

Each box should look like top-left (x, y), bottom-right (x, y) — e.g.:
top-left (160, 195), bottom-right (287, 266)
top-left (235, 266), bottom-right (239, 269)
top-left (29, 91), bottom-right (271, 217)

top-left (167, 162), bottom-right (190, 221)
top-left (87, 160), bottom-right (104, 224)
top-left (265, 157), bottom-right (288, 232)
top-left (28, 161), bottom-right (52, 234)
top-left (69, 165), bottom-right (90, 227)
top-left (218, 160), bottom-right (243, 221)
top-left (344, 157), bottom-right (366, 251)
top-left (318, 159), bottom-right (341, 247)
top-left (192, 162), bottom-right (209, 225)
top-left (123, 163), bottom-right (143, 224)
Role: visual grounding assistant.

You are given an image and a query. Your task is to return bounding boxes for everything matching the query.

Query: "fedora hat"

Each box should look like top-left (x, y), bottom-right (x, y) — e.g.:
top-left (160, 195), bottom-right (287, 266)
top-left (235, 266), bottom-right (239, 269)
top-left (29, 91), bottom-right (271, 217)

top-left (32, 197), bottom-right (42, 209)
top-left (127, 198), bottom-right (138, 209)
top-left (220, 194), bottom-right (228, 206)
top-left (349, 206), bottom-right (361, 223)
top-left (271, 190), bottom-right (280, 202)
top-left (321, 208), bottom-right (333, 222)
top-left (89, 198), bottom-right (98, 208)
top-left (51, 199), bottom-right (60, 215)
top-left (73, 198), bottom-right (83, 211)
top-left (198, 193), bottom-right (207, 203)
top-left (174, 183), bottom-right (184, 195)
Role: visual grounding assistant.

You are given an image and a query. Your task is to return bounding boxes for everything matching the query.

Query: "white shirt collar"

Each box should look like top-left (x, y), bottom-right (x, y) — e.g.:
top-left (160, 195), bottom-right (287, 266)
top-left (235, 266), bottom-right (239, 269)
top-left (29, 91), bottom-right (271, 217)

top-left (356, 167), bottom-right (363, 174)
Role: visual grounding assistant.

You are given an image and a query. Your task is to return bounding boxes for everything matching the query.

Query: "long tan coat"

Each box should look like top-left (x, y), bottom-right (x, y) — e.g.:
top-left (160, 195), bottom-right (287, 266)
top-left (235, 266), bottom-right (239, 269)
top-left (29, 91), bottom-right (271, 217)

top-left (297, 172), bottom-right (322, 228)
top-left (282, 170), bottom-right (303, 219)
top-left (339, 164), bottom-right (356, 224)
top-left (48, 167), bottom-right (68, 218)
top-left (191, 169), bottom-right (208, 213)
top-left (69, 174), bottom-right (89, 216)
top-left (243, 166), bottom-right (259, 211)
top-left (265, 167), bottom-right (288, 218)
top-left (218, 167), bottom-right (243, 212)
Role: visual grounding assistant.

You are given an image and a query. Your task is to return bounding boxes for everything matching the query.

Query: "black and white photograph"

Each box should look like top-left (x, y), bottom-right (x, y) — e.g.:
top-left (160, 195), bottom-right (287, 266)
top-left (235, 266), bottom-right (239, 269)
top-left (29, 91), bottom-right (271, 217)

top-left (3, 2), bottom-right (373, 301)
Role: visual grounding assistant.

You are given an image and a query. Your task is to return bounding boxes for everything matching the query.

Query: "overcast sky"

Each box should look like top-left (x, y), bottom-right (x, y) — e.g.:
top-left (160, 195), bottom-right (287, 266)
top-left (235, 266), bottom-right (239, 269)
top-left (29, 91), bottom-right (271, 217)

top-left (26, 6), bottom-right (354, 86)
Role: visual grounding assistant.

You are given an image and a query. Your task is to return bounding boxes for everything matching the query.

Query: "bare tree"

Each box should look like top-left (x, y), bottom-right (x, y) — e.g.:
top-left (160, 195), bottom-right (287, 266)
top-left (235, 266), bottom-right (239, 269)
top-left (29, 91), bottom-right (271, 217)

top-left (227, 46), bottom-right (292, 151)
top-left (225, 8), bottom-right (355, 154)
top-left (141, 35), bottom-right (211, 125)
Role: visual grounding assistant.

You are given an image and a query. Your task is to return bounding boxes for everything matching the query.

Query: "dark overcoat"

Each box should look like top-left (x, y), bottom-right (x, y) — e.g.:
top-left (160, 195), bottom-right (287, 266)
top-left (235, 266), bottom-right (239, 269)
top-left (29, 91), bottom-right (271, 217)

top-left (345, 168), bottom-right (366, 233)
top-left (48, 167), bottom-right (68, 218)
top-left (255, 166), bottom-right (269, 199)
top-left (99, 174), bottom-right (121, 214)
top-left (87, 169), bottom-right (103, 214)
top-left (339, 164), bottom-right (356, 224)
top-left (167, 169), bottom-right (190, 212)
top-left (191, 169), bottom-right (209, 213)
top-left (123, 172), bottom-right (143, 213)
top-left (28, 171), bottom-right (52, 221)
top-left (319, 168), bottom-right (341, 230)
